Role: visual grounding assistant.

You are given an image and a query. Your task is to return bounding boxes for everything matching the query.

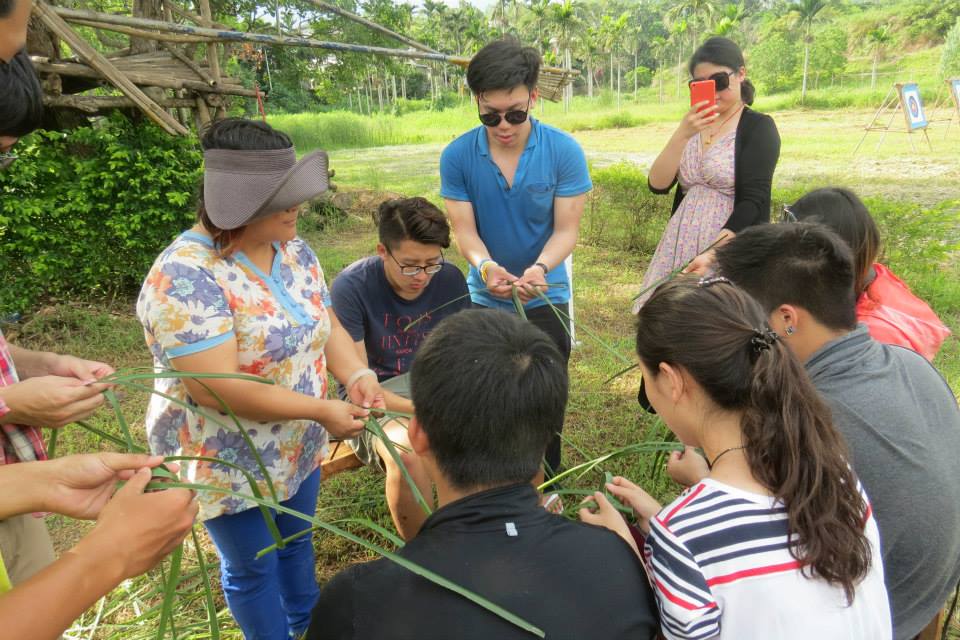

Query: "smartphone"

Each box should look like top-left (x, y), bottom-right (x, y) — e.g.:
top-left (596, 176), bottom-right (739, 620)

top-left (690, 79), bottom-right (716, 110)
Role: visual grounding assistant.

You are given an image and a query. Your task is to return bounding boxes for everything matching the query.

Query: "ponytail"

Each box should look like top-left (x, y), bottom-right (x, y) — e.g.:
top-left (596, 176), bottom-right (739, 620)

top-left (741, 78), bottom-right (755, 106)
top-left (636, 276), bottom-right (871, 602)
top-left (741, 339), bottom-right (871, 603)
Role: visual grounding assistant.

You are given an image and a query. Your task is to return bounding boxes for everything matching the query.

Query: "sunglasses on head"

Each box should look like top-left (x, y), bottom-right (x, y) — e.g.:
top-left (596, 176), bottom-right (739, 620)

top-left (688, 71), bottom-right (736, 93)
top-left (477, 99), bottom-right (531, 127)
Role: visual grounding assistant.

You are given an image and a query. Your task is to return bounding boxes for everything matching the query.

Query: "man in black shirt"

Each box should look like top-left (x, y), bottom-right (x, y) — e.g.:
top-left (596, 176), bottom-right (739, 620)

top-left (307, 310), bottom-right (659, 640)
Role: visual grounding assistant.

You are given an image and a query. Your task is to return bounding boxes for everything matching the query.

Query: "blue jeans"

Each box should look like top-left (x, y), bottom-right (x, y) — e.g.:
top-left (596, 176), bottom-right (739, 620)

top-left (204, 469), bottom-right (321, 640)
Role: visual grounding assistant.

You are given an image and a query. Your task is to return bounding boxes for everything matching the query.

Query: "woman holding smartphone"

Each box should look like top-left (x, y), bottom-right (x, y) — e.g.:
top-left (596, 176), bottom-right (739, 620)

top-left (634, 37), bottom-right (780, 312)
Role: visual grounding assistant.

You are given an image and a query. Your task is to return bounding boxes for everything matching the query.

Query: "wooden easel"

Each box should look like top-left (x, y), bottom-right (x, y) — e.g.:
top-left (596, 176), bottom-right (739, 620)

top-left (942, 78), bottom-right (960, 139)
top-left (854, 82), bottom-right (933, 155)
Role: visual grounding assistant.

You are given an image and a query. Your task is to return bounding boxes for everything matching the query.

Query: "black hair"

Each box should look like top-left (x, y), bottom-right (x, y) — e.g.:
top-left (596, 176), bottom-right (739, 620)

top-left (197, 118), bottom-right (293, 252)
top-left (375, 197), bottom-right (451, 250)
top-left (410, 309), bottom-right (567, 490)
top-left (715, 223), bottom-right (858, 331)
top-left (0, 49), bottom-right (44, 138)
top-left (789, 188), bottom-right (881, 295)
top-left (635, 276), bottom-right (871, 603)
top-left (689, 36), bottom-right (755, 106)
top-left (466, 37), bottom-right (541, 96)
top-left (0, 0), bottom-right (13, 18)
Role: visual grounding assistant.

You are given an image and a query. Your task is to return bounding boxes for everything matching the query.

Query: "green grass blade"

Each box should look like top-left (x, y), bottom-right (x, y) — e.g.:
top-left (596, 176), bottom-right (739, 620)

top-left (74, 420), bottom-right (143, 450)
top-left (256, 517), bottom-right (406, 559)
top-left (402, 291), bottom-right (476, 331)
top-left (145, 480), bottom-right (545, 638)
top-left (156, 543), bottom-right (183, 640)
top-left (511, 284), bottom-right (527, 320)
top-left (163, 455), bottom-right (284, 548)
top-left (190, 528), bottom-right (221, 640)
top-left (631, 236), bottom-right (726, 301)
top-left (603, 362), bottom-right (639, 385)
top-left (364, 416), bottom-right (432, 516)
top-left (46, 428), bottom-right (58, 459)
top-left (103, 388), bottom-right (135, 451)
top-left (102, 371), bottom-right (274, 385)
top-left (529, 289), bottom-right (632, 366)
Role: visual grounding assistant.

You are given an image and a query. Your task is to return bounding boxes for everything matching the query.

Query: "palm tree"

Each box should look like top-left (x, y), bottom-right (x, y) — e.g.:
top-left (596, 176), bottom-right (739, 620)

top-left (790, 0), bottom-right (830, 104)
top-left (668, 17), bottom-right (689, 98)
top-left (527, 0), bottom-right (551, 49)
top-left (648, 35), bottom-right (668, 103)
top-left (865, 25), bottom-right (892, 90)
top-left (713, 2), bottom-right (746, 38)
top-left (579, 25), bottom-right (604, 98)
top-left (549, 0), bottom-right (579, 110)
top-left (666, 0), bottom-right (718, 51)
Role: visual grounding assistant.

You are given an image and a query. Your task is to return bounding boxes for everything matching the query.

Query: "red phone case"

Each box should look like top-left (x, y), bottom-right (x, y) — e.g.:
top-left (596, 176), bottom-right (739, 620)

top-left (690, 79), bottom-right (716, 110)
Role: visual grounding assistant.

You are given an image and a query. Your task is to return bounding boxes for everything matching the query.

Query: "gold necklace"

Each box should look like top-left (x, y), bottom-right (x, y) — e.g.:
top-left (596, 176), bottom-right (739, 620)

top-left (703, 103), bottom-right (744, 146)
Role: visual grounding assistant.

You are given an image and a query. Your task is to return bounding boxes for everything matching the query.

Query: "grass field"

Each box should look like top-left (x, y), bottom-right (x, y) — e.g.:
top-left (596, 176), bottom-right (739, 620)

top-left (8, 103), bottom-right (958, 637)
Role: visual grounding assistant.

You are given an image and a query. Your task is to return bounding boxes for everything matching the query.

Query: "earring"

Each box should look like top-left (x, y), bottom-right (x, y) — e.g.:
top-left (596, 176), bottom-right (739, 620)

top-left (785, 326), bottom-right (795, 335)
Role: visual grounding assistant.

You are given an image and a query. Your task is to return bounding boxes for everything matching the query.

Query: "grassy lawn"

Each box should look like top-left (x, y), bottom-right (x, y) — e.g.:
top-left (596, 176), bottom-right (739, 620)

top-left (6, 104), bottom-right (958, 637)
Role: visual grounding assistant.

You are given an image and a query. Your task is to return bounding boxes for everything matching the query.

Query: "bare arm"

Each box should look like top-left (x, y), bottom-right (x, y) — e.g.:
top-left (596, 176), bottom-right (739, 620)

top-left (648, 102), bottom-right (719, 191)
top-left (170, 321), bottom-right (369, 438)
top-left (444, 198), bottom-right (516, 299)
top-left (0, 466), bottom-right (196, 640)
top-left (516, 193), bottom-right (587, 302)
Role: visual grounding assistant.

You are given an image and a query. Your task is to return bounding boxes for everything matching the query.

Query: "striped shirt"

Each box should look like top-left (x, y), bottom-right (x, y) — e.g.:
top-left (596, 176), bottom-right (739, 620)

top-left (0, 330), bottom-right (46, 465)
top-left (644, 478), bottom-right (891, 640)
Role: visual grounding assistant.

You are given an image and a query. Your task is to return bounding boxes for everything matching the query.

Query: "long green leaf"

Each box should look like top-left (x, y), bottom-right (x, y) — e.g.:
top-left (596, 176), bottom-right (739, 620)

top-left (511, 283), bottom-right (528, 320)
top-left (46, 428), bottom-right (58, 459)
top-left (538, 442), bottom-right (683, 491)
top-left (104, 388), bottom-right (135, 450)
top-left (529, 288), bottom-right (632, 366)
top-left (364, 416), bottom-right (432, 516)
top-left (156, 543), bottom-right (183, 640)
top-left (256, 516), bottom-right (406, 559)
top-left (631, 236), bottom-right (726, 302)
top-left (191, 528), bottom-right (221, 640)
top-left (145, 480), bottom-right (545, 638)
top-left (74, 420), bottom-right (137, 450)
top-left (402, 291), bottom-right (475, 331)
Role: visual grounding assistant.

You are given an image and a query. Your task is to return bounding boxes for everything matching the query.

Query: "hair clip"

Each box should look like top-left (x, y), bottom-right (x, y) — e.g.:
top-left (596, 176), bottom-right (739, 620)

top-left (750, 328), bottom-right (780, 355)
top-left (697, 276), bottom-right (733, 288)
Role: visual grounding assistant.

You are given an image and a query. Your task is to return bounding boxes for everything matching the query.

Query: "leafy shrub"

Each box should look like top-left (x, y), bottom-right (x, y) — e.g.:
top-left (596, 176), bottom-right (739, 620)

top-left (941, 18), bottom-right (960, 78)
top-left (0, 117), bottom-right (202, 314)
top-left (585, 163), bottom-right (671, 254)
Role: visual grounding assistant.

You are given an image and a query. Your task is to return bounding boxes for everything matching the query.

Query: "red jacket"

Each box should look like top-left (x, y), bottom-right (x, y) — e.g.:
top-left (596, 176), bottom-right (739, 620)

top-left (857, 263), bottom-right (951, 361)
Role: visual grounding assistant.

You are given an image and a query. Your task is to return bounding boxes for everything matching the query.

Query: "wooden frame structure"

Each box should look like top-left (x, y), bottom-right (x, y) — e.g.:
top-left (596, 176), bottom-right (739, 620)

top-left (853, 82), bottom-right (933, 155)
top-left (29, 0), bottom-right (578, 135)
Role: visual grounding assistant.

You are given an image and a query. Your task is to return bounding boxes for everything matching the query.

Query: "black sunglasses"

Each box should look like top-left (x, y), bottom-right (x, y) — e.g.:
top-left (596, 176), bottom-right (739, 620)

top-left (477, 100), bottom-right (530, 127)
top-left (688, 71), bottom-right (736, 93)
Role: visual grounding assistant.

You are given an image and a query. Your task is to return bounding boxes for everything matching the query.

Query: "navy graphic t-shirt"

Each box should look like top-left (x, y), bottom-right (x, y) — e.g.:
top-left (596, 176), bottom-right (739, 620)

top-left (330, 256), bottom-right (469, 383)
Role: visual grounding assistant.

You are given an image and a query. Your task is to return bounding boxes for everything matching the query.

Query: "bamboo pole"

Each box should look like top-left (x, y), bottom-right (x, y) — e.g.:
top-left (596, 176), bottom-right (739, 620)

top-left (52, 6), bottom-right (468, 63)
top-left (69, 18), bottom-right (215, 43)
top-left (44, 94), bottom-right (200, 111)
top-left (196, 0), bottom-right (224, 117)
top-left (33, 60), bottom-right (256, 96)
top-left (33, 1), bottom-right (189, 135)
top-left (301, 0), bottom-right (438, 54)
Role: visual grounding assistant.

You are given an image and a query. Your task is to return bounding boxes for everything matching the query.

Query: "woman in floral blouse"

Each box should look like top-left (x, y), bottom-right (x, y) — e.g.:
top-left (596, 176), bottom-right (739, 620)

top-left (137, 118), bottom-right (385, 640)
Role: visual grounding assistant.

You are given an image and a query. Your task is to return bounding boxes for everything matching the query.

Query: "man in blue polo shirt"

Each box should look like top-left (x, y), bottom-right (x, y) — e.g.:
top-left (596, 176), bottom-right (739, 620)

top-left (440, 37), bottom-right (591, 473)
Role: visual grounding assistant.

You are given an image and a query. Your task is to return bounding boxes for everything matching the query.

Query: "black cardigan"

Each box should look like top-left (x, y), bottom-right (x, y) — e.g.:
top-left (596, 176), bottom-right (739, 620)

top-left (649, 106), bottom-right (781, 232)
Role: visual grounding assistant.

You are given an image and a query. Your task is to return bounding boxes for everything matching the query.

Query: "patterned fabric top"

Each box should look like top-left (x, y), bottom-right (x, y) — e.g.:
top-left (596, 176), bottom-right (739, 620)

top-left (643, 478), bottom-right (891, 640)
top-left (0, 329), bottom-right (47, 466)
top-left (634, 132), bottom-right (736, 311)
top-left (136, 231), bottom-right (333, 521)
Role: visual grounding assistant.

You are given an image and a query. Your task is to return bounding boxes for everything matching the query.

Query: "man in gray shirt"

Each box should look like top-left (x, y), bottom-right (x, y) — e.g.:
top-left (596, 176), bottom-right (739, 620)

top-left (714, 222), bottom-right (960, 640)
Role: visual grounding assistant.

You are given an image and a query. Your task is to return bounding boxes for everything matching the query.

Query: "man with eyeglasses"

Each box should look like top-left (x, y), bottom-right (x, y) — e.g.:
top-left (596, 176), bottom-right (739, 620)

top-left (330, 197), bottom-right (468, 540)
top-left (440, 38), bottom-right (591, 474)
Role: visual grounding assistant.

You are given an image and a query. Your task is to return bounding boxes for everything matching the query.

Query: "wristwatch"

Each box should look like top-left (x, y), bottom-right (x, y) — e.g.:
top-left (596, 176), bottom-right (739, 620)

top-left (534, 262), bottom-right (549, 275)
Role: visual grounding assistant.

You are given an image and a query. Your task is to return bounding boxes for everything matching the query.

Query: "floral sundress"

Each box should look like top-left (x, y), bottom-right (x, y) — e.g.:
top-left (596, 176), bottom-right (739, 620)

top-left (633, 131), bottom-right (736, 312)
top-left (136, 230), bottom-right (332, 520)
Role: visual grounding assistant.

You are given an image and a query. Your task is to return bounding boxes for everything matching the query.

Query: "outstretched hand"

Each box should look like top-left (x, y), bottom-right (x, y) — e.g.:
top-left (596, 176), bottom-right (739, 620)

top-left (39, 453), bottom-right (174, 520)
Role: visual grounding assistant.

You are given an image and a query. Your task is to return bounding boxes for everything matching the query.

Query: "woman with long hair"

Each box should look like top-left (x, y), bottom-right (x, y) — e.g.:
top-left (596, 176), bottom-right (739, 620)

top-left (784, 187), bottom-right (950, 361)
top-left (582, 276), bottom-right (891, 639)
top-left (137, 118), bottom-right (385, 639)
top-left (633, 37), bottom-right (780, 312)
